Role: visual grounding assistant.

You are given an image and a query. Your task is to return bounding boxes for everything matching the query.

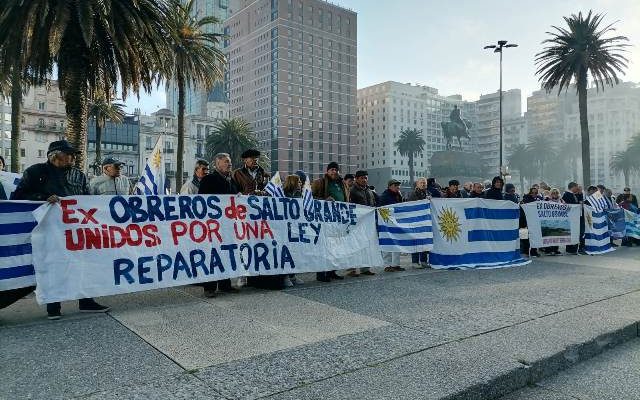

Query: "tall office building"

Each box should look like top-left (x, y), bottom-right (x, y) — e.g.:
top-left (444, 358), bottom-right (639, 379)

top-left (225, 0), bottom-right (357, 178)
top-left (165, 0), bottom-right (229, 118)
top-left (356, 82), bottom-right (476, 191)
top-left (475, 89), bottom-right (521, 175)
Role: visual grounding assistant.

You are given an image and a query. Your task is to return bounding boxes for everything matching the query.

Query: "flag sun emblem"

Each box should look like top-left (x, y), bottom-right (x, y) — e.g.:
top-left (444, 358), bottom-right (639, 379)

top-left (438, 207), bottom-right (461, 242)
top-left (378, 207), bottom-right (392, 223)
top-left (585, 212), bottom-right (593, 228)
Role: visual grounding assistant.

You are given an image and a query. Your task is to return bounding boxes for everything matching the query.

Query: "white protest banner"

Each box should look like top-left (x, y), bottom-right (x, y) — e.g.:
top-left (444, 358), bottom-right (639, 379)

top-left (521, 202), bottom-right (581, 248)
top-left (31, 195), bottom-right (383, 304)
top-left (429, 198), bottom-right (529, 269)
top-left (0, 171), bottom-right (22, 198)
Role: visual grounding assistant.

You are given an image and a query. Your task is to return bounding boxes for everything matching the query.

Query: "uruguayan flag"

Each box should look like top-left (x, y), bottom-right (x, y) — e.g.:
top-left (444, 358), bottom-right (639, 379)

top-left (0, 171), bottom-right (22, 198)
top-left (265, 172), bottom-right (285, 198)
top-left (135, 136), bottom-right (165, 195)
top-left (430, 198), bottom-right (530, 269)
top-left (586, 191), bottom-right (610, 212)
top-left (302, 178), bottom-right (314, 215)
top-left (624, 209), bottom-right (640, 240)
top-left (377, 200), bottom-right (433, 253)
top-left (584, 205), bottom-right (614, 255)
top-left (0, 201), bottom-right (40, 290)
top-left (607, 208), bottom-right (626, 240)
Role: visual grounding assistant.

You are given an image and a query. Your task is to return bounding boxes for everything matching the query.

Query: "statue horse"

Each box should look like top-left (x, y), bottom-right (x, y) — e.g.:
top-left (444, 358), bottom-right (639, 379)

top-left (441, 118), bottom-right (472, 150)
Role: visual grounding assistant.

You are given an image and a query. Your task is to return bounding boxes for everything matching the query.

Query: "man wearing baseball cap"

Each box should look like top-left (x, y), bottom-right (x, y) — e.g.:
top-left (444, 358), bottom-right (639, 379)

top-left (11, 140), bottom-right (110, 319)
top-left (89, 157), bottom-right (131, 195)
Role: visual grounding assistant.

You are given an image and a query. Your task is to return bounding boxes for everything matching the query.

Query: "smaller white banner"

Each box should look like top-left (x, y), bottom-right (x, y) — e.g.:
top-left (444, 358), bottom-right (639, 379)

top-left (521, 202), bottom-right (581, 248)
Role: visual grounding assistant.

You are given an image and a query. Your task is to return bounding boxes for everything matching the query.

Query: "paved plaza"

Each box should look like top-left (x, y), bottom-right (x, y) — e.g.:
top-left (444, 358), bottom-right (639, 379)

top-left (2, 248), bottom-right (640, 399)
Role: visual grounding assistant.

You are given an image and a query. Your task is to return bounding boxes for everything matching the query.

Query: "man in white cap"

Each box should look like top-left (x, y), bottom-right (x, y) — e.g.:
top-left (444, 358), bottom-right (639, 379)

top-left (89, 157), bottom-right (131, 195)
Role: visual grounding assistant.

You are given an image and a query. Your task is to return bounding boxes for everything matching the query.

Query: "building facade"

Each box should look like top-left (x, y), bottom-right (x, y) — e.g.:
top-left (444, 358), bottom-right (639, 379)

top-left (225, 0), bottom-right (357, 179)
top-left (1, 81), bottom-right (67, 172)
top-left (165, 0), bottom-right (230, 118)
top-left (356, 81), bottom-right (476, 191)
top-left (475, 89), bottom-right (522, 176)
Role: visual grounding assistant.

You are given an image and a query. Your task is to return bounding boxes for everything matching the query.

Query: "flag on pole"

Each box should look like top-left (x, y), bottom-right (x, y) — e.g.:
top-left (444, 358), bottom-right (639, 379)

top-left (264, 171), bottom-right (285, 198)
top-left (377, 200), bottom-right (433, 253)
top-left (302, 178), bottom-right (314, 215)
top-left (135, 136), bottom-right (165, 195)
top-left (0, 171), bottom-right (22, 199)
top-left (584, 205), bottom-right (614, 255)
top-left (0, 201), bottom-right (41, 290)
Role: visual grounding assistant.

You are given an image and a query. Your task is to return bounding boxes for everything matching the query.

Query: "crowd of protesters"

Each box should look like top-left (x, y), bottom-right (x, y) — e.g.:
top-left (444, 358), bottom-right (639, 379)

top-left (1, 140), bottom-right (638, 319)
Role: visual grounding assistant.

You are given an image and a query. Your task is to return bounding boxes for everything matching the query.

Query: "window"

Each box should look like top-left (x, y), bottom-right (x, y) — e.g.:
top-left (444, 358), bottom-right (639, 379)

top-left (20, 148), bottom-right (25, 157)
top-left (38, 101), bottom-right (45, 111)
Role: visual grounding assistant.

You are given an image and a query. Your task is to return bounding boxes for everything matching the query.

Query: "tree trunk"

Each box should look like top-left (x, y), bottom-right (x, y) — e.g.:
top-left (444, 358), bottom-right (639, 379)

top-left (577, 70), bottom-right (591, 187)
top-left (63, 66), bottom-right (89, 171)
top-left (176, 73), bottom-right (186, 192)
top-left (519, 173), bottom-right (525, 194)
top-left (9, 65), bottom-right (22, 173)
top-left (408, 153), bottom-right (415, 188)
top-left (95, 121), bottom-right (102, 175)
top-left (625, 170), bottom-right (629, 188)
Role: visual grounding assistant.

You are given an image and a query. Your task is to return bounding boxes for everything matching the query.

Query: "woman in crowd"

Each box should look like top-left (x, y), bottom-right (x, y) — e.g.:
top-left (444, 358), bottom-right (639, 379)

top-left (521, 187), bottom-right (540, 257)
top-left (282, 174), bottom-right (304, 287)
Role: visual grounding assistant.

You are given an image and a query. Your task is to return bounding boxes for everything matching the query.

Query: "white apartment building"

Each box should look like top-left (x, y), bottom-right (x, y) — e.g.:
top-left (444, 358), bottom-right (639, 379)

top-left (356, 81), bottom-right (475, 191)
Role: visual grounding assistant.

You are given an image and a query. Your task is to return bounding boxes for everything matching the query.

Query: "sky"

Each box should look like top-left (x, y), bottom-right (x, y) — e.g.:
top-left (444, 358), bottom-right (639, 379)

top-left (124, 0), bottom-right (640, 114)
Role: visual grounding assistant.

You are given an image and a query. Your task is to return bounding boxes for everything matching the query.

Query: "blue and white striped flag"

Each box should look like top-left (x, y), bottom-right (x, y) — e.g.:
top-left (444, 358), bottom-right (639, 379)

top-left (377, 200), bottom-right (433, 253)
top-left (586, 191), bottom-right (609, 212)
top-left (135, 136), bottom-right (165, 195)
top-left (584, 205), bottom-right (614, 255)
top-left (430, 198), bottom-right (530, 269)
top-left (265, 171), bottom-right (285, 198)
top-left (302, 178), bottom-right (314, 215)
top-left (0, 171), bottom-right (22, 199)
top-left (0, 201), bottom-right (40, 290)
top-left (624, 209), bottom-right (640, 240)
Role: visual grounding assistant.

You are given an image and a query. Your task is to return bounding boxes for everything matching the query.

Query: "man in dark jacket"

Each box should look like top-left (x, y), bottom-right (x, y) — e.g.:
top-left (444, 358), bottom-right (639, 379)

top-left (345, 170), bottom-right (376, 277)
top-left (426, 177), bottom-right (442, 198)
top-left (503, 183), bottom-right (520, 203)
top-left (562, 182), bottom-right (583, 255)
top-left (232, 149), bottom-right (269, 195)
top-left (198, 152), bottom-right (240, 297)
top-left (470, 182), bottom-right (484, 198)
top-left (11, 140), bottom-right (110, 320)
top-left (311, 161), bottom-right (348, 282)
top-left (379, 179), bottom-right (405, 272)
top-left (484, 176), bottom-right (504, 200)
top-left (444, 179), bottom-right (463, 198)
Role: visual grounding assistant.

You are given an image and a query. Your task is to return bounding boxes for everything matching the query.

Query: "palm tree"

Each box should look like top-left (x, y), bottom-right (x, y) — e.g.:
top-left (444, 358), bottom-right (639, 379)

top-left (394, 128), bottom-right (426, 188)
top-left (206, 118), bottom-right (260, 168)
top-left (88, 93), bottom-right (125, 174)
top-left (610, 149), bottom-right (636, 188)
top-left (506, 144), bottom-right (532, 193)
top-left (526, 135), bottom-right (557, 180)
top-left (165, 0), bottom-right (226, 189)
top-left (627, 133), bottom-right (640, 158)
top-left (535, 10), bottom-right (629, 187)
top-left (0, 0), bottom-right (170, 170)
top-left (559, 137), bottom-right (581, 182)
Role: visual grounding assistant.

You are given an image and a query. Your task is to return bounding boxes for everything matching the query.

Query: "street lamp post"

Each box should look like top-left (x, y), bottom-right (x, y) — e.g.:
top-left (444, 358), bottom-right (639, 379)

top-left (484, 40), bottom-right (517, 178)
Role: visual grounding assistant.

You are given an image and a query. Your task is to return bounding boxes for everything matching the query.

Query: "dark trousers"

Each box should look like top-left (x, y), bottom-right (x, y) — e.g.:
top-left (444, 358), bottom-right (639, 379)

top-left (566, 244), bottom-right (578, 254)
top-left (46, 298), bottom-right (96, 313)
top-left (202, 279), bottom-right (232, 292)
top-left (411, 252), bottom-right (428, 263)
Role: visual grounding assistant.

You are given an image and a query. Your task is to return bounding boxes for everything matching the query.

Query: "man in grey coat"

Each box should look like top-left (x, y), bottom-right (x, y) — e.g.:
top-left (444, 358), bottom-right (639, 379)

top-left (89, 157), bottom-right (131, 195)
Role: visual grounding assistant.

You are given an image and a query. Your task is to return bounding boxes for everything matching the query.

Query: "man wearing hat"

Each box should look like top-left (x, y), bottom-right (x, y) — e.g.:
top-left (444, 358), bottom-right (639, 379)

top-left (378, 179), bottom-right (405, 272)
top-left (11, 140), bottom-right (110, 319)
top-left (233, 149), bottom-right (269, 195)
top-left (89, 157), bottom-right (131, 195)
top-left (311, 161), bottom-right (349, 282)
top-left (444, 179), bottom-right (463, 198)
top-left (345, 170), bottom-right (377, 277)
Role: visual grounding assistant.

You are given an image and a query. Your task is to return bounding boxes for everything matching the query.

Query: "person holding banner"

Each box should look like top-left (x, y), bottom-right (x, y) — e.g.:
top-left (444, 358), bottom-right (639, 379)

top-left (198, 152), bottom-right (240, 297)
top-left (379, 179), bottom-right (406, 272)
top-left (521, 187), bottom-right (541, 257)
top-left (233, 149), bottom-right (269, 196)
top-left (11, 140), bottom-right (110, 319)
top-left (312, 161), bottom-right (348, 282)
top-left (616, 188), bottom-right (638, 210)
top-left (562, 182), bottom-right (583, 255)
top-left (407, 177), bottom-right (430, 269)
top-left (484, 176), bottom-right (504, 200)
top-left (346, 170), bottom-right (378, 276)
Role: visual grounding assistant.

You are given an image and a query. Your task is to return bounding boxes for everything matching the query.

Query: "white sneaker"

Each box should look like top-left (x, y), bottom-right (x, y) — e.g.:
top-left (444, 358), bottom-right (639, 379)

top-left (283, 277), bottom-right (294, 287)
top-left (290, 276), bottom-right (304, 285)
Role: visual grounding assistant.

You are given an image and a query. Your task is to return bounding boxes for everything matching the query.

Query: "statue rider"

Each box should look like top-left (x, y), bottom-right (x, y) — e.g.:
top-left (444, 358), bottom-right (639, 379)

top-left (449, 105), bottom-right (468, 132)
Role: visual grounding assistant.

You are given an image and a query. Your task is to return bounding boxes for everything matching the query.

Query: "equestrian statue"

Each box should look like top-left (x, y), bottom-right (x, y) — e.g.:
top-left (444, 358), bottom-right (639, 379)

top-left (441, 105), bottom-right (472, 150)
